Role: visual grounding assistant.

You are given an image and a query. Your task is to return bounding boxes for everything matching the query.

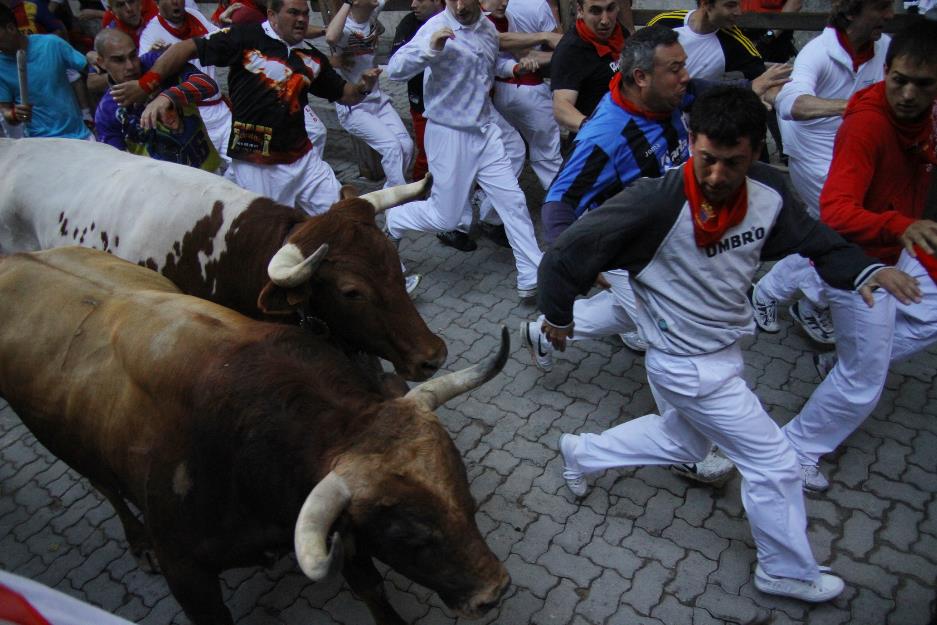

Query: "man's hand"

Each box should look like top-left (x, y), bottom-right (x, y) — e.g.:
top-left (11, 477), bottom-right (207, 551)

top-left (859, 267), bottom-right (921, 307)
top-left (360, 67), bottom-right (381, 92)
top-left (899, 219), bottom-right (937, 257)
top-left (542, 320), bottom-right (573, 351)
top-left (140, 94), bottom-right (180, 131)
top-left (751, 63), bottom-right (792, 99)
top-left (430, 27), bottom-right (455, 51)
top-left (12, 103), bottom-right (32, 124)
top-left (218, 2), bottom-right (244, 23)
top-left (111, 80), bottom-right (148, 106)
top-left (594, 273), bottom-right (611, 289)
top-left (515, 56), bottom-right (540, 75)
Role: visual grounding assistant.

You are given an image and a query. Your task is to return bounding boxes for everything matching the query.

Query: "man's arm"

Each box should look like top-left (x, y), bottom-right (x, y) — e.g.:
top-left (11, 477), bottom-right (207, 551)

top-left (139, 63), bottom-right (220, 129)
top-left (325, 0), bottom-right (350, 47)
top-left (553, 89), bottom-right (584, 133)
top-left (789, 95), bottom-right (848, 120)
top-left (385, 26), bottom-right (450, 81)
top-left (110, 38), bottom-right (199, 106)
top-left (498, 31), bottom-right (561, 52)
top-left (775, 45), bottom-right (843, 120)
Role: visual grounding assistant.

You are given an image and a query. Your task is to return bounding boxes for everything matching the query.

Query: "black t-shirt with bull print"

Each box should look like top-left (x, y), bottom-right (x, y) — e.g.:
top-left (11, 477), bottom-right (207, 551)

top-left (195, 23), bottom-right (346, 165)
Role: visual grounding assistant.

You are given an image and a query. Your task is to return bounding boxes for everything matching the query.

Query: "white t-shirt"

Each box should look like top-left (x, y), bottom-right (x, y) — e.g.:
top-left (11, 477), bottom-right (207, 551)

top-left (675, 11), bottom-right (724, 80)
top-left (138, 9), bottom-right (221, 102)
top-left (505, 0), bottom-right (556, 34)
top-left (333, 0), bottom-right (385, 99)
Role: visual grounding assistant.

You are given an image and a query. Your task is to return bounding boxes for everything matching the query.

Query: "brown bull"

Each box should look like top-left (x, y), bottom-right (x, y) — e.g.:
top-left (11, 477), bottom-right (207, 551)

top-left (0, 247), bottom-right (509, 625)
top-left (0, 138), bottom-right (446, 381)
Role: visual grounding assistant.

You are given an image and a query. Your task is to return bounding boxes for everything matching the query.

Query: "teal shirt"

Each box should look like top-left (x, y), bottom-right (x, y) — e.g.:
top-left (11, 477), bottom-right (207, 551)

top-left (0, 34), bottom-right (90, 139)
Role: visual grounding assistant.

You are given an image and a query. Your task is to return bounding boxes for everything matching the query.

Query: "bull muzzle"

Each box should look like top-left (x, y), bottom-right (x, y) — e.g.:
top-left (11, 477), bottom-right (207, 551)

top-left (454, 566), bottom-right (510, 619)
top-left (360, 174), bottom-right (432, 213)
top-left (404, 326), bottom-right (508, 411)
top-left (268, 242), bottom-right (329, 288)
top-left (294, 471), bottom-right (350, 580)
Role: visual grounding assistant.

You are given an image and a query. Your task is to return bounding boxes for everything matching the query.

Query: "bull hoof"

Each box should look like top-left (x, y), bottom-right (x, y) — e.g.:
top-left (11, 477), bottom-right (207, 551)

top-left (131, 545), bottom-right (161, 573)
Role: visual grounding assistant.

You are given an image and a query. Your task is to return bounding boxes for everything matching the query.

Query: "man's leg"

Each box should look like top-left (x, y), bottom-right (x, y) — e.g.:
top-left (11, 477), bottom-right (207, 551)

top-left (199, 102), bottom-right (232, 164)
top-left (304, 106), bottom-right (328, 160)
top-left (336, 99), bottom-right (413, 188)
top-left (494, 83), bottom-right (561, 190)
top-left (385, 122), bottom-right (478, 236)
top-left (890, 251), bottom-right (937, 362)
top-left (783, 285), bottom-right (895, 477)
top-left (292, 150), bottom-right (343, 216)
top-left (474, 122), bottom-right (543, 292)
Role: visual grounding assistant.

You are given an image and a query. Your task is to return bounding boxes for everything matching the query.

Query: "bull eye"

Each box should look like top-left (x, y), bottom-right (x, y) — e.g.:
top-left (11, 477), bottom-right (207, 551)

top-left (341, 287), bottom-right (366, 301)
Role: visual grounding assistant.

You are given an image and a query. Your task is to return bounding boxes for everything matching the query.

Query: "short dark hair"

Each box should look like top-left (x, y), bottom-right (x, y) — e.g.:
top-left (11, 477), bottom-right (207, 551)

top-left (688, 86), bottom-right (766, 148)
top-left (268, 0), bottom-right (285, 14)
top-left (619, 25), bottom-right (679, 85)
top-left (829, 0), bottom-right (878, 32)
top-left (885, 19), bottom-right (937, 68)
top-left (0, 3), bottom-right (16, 29)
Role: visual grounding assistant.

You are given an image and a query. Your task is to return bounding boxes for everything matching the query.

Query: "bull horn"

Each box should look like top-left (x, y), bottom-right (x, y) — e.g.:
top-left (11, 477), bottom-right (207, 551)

top-left (294, 471), bottom-right (351, 581)
top-left (405, 326), bottom-right (509, 411)
top-left (267, 243), bottom-right (329, 288)
top-left (360, 173), bottom-right (432, 214)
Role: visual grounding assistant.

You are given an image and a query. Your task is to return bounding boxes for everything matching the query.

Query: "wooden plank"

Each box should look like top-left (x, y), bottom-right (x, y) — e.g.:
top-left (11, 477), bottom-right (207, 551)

top-left (311, 1), bottom-right (919, 33)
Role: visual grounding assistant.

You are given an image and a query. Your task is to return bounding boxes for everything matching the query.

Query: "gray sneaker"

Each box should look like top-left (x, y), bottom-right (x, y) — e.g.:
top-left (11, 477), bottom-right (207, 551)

top-left (404, 274), bottom-right (421, 295)
top-left (750, 282), bottom-right (780, 333)
top-left (671, 448), bottom-right (736, 487)
top-left (801, 464), bottom-right (830, 492)
top-left (754, 564), bottom-right (844, 602)
top-left (814, 352), bottom-right (837, 380)
top-left (790, 300), bottom-right (835, 345)
top-left (559, 434), bottom-right (588, 498)
top-left (619, 330), bottom-right (648, 353)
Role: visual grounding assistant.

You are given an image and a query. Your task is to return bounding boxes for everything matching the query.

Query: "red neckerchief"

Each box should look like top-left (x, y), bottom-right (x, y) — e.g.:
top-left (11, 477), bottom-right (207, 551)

top-left (608, 73), bottom-right (672, 121)
top-left (157, 12), bottom-right (209, 39)
top-left (835, 28), bottom-right (874, 72)
top-left (575, 18), bottom-right (624, 59)
top-left (0, 584), bottom-right (54, 625)
top-left (683, 157), bottom-right (748, 247)
top-left (486, 13), bottom-right (509, 33)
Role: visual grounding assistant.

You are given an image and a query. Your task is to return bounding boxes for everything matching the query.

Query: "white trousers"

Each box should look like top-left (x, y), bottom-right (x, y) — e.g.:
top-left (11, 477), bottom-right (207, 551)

top-left (493, 81), bottom-right (562, 190)
top-left (336, 93), bottom-right (414, 187)
top-left (229, 149), bottom-right (341, 216)
top-left (304, 105), bottom-right (327, 159)
top-left (568, 343), bottom-right (820, 581)
top-left (757, 254), bottom-right (828, 308)
top-left (536, 269), bottom-right (639, 341)
top-left (199, 101), bottom-right (232, 164)
top-left (459, 108), bottom-right (526, 231)
top-left (784, 252), bottom-right (937, 465)
top-left (386, 120), bottom-right (543, 290)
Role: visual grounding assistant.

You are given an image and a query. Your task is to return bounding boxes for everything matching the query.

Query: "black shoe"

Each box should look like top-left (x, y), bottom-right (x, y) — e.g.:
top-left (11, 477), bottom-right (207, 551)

top-left (479, 222), bottom-right (510, 248)
top-left (436, 230), bottom-right (477, 252)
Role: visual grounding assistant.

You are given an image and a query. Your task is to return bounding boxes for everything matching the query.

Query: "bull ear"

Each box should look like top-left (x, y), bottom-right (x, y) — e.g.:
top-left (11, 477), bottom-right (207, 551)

top-left (257, 282), bottom-right (303, 315)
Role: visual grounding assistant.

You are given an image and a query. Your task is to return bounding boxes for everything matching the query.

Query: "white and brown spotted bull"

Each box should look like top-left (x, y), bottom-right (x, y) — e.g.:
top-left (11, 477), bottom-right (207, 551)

top-left (0, 138), bottom-right (445, 381)
top-left (0, 247), bottom-right (509, 625)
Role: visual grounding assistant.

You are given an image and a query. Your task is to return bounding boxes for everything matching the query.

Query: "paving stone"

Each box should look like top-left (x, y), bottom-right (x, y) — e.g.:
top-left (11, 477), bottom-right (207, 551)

top-left (621, 527), bottom-right (686, 569)
top-left (695, 584), bottom-right (770, 625)
top-left (708, 540), bottom-right (754, 595)
top-left (888, 577), bottom-right (935, 625)
top-left (674, 488), bottom-right (716, 526)
top-left (574, 568), bottom-right (629, 624)
top-left (838, 510), bottom-right (879, 559)
top-left (635, 489), bottom-right (680, 536)
top-left (807, 522), bottom-right (836, 565)
top-left (580, 537), bottom-right (642, 581)
top-left (848, 586), bottom-right (896, 625)
top-left (504, 554), bottom-right (557, 599)
top-left (650, 594), bottom-right (695, 625)
top-left (537, 544), bottom-right (602, 588)
top-left (831, 553), bottom-right (899, 598)
top-left (530, 579), bottom-right (580, 625)
top-left (605, 604), bottom-right (666, 625)
top-left (869, 545), bottom-right (937, 583)
top-left (879, 503), bottom-right (924, 551)
top-left (512, 515), bottom-right (564, 562)
top-left (663, 519), bottom-right (730, 562)
top-left (618, 561), bottom-right (670, 616)
top-left (666, 551), bottom-right (718, 603)
top-left (551, 505), bottom-right (602, 554)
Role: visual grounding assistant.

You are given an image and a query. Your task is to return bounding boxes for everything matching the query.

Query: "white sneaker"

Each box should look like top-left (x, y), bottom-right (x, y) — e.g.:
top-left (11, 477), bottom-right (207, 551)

top-left (671, 448), bottom-right (736, 487)
top-left (619, 330), bottom-right (648, 353)
top-left (404, 274), bottom-right (421, 295)
top-left (801, 464), bottom-right (830, 492)
top-left (790, 300), bottom-right (835, 345)
top-left (750, 282), bottom-right (780, 333)
top-left (559, 434), bottom-right (588, 498)
top-left (520, 321), bottom-right (553, 372)
top-left (754, 564), bottom-right (844, 602)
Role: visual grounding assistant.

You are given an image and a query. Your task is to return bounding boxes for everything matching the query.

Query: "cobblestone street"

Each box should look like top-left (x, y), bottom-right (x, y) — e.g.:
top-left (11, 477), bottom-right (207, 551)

top-left (2, 36), bottom-right (937, 625)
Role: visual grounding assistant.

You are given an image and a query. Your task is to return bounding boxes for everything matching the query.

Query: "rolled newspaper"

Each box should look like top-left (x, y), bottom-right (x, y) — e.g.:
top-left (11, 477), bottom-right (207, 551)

top-left (16, 48), bottom-right (28, 107)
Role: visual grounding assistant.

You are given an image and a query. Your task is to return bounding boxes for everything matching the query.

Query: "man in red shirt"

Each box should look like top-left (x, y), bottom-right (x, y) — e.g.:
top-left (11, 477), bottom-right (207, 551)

top-left (102, 0), bottom-right (158, 45)
top-left (782, 19), bottom-right (937, 493)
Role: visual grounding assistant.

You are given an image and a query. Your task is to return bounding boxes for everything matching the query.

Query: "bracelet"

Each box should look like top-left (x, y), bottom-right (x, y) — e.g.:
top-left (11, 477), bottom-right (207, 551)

top-left (138, 70), bottom-right (163, 94)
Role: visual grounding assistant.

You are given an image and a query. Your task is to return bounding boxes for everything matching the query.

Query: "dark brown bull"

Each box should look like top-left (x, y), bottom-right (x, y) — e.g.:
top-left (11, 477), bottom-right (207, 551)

top-left (0, 247), bottom-right (509, 625)
top-left (0, 138), bottom-right (446, 381)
